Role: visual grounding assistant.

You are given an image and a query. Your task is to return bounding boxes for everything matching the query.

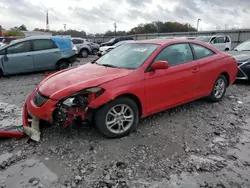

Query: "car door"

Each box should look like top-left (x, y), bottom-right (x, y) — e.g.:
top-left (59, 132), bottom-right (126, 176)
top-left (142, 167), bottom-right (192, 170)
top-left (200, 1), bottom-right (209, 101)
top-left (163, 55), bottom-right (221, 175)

top-left (144, 43), bottom-right (200, 114)
top-left (190, 43), bottom-right (219, 96)
top-left (211, 37), bottom-right (226, 51)
top-left (32, 39), bottom-right (61, 70)
top-left (2, 41), bottom-right (34, 74)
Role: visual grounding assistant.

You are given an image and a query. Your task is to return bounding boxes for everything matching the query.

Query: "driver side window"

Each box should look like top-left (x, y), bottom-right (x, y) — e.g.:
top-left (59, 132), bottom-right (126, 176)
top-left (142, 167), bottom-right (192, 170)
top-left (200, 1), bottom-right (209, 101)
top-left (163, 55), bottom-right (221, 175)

top-left (154, 43), bottom-right (194, 67)
top-left (7, 41), bottom-right (31, 54)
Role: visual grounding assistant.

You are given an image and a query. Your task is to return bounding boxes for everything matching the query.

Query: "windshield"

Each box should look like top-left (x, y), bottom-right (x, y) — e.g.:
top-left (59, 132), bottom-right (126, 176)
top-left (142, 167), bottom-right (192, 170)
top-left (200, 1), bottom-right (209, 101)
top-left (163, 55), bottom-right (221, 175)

top-left (196, 36), bottom-right (211, 43)
top-left (114, 41), bottom-right (126, 47)
top-left (234, 40), bottom-right (250, 51)
top-left (95, 43), bottom-right (159, 69)
top-left (108, 38), bottom-right (116, 43)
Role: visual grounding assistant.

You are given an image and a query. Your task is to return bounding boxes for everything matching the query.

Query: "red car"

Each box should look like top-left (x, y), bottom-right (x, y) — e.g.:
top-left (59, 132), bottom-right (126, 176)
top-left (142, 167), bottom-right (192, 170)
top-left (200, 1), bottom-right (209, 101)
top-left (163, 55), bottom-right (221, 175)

top-left (23, 39), bottom-right (238, 138)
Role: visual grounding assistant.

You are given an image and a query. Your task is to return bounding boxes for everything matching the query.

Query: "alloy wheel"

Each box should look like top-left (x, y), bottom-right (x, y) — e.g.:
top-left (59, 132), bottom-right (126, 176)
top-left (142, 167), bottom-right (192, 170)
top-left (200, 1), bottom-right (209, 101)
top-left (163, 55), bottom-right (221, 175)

top-left (105, 104), bottom-right (134, 134)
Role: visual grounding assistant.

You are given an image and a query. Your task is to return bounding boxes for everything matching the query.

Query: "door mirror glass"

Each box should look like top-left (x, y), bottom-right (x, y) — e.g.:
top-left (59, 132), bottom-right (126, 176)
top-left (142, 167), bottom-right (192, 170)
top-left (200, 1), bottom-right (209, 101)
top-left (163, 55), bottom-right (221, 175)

top-left (151, 61), bottom-right (169, 71)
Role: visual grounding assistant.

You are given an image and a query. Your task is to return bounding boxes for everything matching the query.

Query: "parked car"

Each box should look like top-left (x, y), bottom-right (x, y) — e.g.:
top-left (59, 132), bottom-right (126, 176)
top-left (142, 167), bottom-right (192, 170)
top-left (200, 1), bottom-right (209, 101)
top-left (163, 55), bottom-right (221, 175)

top-left (0, 36), bottom-right (77, 76)
top-left (1, 37), bottom-right (18, 45)
top-left (226, 39), bottom-right (250, 80)
top-left (71, 37), bottom-right (99, 57)
top-left (99, 40), bottom-right (134, 56)
top-left (156, 36), bottom-right (196, 40)
top-left (0, 42), bottom-right (6, 47)
top-left (100, 36), bottom-right (134, 47)
top-left (23, 39), bottom-right (237, 138)
top-left (196, 35), bottom-right (231, 51)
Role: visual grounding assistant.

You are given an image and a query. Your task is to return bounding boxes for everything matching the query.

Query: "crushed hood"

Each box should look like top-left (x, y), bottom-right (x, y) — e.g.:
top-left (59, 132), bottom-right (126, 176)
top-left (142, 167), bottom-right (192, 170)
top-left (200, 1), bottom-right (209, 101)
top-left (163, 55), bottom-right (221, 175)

top-left (38, 63), bottom-right (133, 100)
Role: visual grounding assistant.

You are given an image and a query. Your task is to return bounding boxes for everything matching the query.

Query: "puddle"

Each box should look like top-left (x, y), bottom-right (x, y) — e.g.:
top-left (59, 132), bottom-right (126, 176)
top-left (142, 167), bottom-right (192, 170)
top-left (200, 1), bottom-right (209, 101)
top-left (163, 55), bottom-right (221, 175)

top-left (0, 158), bottom-right (59, 188)
top-left (39, 156), bottom-right (66, 178)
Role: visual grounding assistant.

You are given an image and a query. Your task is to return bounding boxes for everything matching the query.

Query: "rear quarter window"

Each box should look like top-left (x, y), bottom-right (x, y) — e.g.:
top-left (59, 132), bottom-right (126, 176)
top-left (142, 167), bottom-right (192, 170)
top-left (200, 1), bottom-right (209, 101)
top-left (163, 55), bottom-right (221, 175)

top-left (33, 39), bottom-right (57, 51)
top-left (191, 44), bottom-right (216, 59)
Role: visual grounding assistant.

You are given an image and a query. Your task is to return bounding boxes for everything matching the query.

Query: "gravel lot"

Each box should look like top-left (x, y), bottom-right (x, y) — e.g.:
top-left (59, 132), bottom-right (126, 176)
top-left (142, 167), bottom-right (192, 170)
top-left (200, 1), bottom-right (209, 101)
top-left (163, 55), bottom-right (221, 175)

top-left (0, 56), bottom-right (250, 188)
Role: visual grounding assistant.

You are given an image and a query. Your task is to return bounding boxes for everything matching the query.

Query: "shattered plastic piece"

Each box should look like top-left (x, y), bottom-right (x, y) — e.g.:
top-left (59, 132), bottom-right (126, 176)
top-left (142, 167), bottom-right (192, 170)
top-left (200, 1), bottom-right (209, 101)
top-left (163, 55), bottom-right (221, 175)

top-left (23, 117), bottom-right (41, 142)
top-left (237, 101), bottom-right (243, 104)
top-left (0, 125), bottom-right (25, 138)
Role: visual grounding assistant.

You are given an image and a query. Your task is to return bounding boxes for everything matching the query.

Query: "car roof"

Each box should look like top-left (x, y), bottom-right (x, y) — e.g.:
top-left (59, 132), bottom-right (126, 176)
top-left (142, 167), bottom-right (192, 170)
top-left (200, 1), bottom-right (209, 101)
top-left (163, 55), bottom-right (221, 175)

top-left (197, 35), bottom-right (229, 38)
top-left (134, 39), bottom-right (197, 45)
top-left (9, 36), bottom-right (70, 44)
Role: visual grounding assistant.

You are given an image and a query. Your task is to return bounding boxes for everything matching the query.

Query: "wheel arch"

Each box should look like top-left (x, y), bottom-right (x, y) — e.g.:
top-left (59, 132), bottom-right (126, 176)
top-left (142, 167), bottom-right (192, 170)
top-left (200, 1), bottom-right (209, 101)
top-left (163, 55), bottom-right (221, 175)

top-left (220, 72), bottom-right (230, 87)
top-left (89, 92), bottom-right (143, 118)
top-left (80, 47), bottom-right (91, 53)
top-left (56, 58), bottom-right (70, 65)
top-left (114, 93), bottom-right (143, 117)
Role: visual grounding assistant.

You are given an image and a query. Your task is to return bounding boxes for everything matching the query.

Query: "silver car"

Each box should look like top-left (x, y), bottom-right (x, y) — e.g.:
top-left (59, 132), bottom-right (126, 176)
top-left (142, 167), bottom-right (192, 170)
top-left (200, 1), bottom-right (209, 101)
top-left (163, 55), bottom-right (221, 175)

top-left (71, 38), bottom-right (99, 57)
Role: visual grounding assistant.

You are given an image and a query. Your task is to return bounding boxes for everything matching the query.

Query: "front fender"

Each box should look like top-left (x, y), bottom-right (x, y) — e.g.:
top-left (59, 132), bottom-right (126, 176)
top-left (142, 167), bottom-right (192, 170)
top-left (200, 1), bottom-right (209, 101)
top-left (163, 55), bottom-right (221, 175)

top-left (88, 81), bottom-right (146, 116)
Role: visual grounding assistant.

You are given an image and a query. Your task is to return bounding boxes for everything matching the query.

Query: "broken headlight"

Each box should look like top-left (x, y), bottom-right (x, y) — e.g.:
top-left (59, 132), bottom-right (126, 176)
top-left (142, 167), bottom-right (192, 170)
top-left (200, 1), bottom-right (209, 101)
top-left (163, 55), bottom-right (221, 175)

top-left (33, 91), bottom-right (49, 107)
top-left (61, 87), bottom-right (105, 107)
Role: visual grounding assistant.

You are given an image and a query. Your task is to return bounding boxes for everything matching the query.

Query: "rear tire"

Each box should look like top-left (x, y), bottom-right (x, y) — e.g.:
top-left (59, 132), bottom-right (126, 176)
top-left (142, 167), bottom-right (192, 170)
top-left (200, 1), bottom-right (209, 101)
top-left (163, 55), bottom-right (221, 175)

top-left (80, 49), bottom-right (89, 58)
top-left (95, 97), bottom-right (139, 138)
top-left (92, 49), bottom-right (98, 55)
top-left (208, 75), bottom-right (227, 102)
top-left (56, 60), bottom-right (69, 71)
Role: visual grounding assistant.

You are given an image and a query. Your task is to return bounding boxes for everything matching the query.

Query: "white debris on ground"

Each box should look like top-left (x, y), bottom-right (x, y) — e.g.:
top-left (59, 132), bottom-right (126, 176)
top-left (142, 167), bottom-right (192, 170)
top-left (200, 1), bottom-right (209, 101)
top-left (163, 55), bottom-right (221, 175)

top-left (0, 102), bottom-right (22, 129)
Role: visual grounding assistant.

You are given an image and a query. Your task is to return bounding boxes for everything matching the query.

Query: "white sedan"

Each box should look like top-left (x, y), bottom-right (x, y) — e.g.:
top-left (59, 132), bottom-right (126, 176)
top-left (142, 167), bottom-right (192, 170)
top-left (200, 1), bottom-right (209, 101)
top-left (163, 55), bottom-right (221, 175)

top-left (0, 42), bottom-right (6, 47)
top-left (99, 40), bottom-right (134, 54)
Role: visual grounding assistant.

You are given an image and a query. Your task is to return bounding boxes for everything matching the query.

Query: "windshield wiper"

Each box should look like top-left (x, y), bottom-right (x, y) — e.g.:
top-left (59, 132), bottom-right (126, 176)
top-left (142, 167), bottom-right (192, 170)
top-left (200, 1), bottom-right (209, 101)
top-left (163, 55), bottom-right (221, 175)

top-left (98, 64), bottom-right (118, 68)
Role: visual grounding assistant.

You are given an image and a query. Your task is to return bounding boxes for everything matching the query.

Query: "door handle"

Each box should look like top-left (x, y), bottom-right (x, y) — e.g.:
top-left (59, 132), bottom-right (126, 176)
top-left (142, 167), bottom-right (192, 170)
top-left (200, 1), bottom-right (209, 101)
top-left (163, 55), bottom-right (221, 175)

top-left (192, 68), bottom-right (199, 73)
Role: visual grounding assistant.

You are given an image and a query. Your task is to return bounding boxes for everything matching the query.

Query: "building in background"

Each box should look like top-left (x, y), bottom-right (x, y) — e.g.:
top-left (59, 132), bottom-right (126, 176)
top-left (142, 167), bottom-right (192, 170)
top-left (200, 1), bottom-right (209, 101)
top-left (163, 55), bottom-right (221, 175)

top-left (22, 31), bottom-right (52, 37)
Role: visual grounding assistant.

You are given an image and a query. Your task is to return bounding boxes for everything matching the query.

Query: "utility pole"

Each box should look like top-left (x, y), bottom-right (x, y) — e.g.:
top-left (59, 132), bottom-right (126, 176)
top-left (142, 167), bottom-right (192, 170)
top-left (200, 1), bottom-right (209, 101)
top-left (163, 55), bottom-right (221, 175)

top-left (63, 24), bottom-right (67, 32)
top-left (46, 10), bottom-right (49, 31)
top-left (114, 23), bottom-right (117, 36)
top-left (197, 19), bottom-right (201, 31)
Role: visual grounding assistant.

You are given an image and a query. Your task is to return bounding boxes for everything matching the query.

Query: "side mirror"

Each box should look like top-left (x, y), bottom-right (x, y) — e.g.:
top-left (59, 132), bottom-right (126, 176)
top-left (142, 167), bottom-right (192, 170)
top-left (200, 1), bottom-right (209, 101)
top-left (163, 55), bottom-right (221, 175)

top-left (151, 61), bottom-right (169, 71)
top-left (97, 51), bottom-right (102, 57)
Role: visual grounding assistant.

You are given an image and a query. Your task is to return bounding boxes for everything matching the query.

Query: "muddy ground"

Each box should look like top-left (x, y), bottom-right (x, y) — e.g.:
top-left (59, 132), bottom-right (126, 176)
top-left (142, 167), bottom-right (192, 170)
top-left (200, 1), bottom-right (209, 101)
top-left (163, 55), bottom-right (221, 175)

top-left (0, 56), bottom-right (250, 188)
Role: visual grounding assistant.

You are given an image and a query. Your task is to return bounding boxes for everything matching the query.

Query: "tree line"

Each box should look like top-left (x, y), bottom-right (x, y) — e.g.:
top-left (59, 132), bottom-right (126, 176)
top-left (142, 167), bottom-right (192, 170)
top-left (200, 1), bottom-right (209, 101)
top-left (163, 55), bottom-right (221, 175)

top-left (1, 21), bottom-right (196, 37)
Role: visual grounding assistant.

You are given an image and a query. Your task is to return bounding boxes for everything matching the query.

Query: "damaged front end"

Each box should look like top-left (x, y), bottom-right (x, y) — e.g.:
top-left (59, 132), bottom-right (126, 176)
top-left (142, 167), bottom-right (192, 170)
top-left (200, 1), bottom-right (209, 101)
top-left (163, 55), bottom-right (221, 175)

top-left (52, 87), bottom-right (104, 127)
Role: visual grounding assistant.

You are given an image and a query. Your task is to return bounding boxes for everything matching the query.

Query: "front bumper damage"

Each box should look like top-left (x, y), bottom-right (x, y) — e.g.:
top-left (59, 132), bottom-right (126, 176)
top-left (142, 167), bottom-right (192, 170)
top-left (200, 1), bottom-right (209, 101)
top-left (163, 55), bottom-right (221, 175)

top-left (0, 102), bottom-right (41, 142)
top-left (1, 86), bottom-right (108, 142)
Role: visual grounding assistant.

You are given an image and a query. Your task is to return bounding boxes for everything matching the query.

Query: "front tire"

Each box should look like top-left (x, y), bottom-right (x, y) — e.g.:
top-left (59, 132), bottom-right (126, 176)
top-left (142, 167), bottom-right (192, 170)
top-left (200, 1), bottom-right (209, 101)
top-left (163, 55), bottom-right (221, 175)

top-left (92, 49), bottom-right (98, 55)
top-left (95, 97), bottom-right (139, 138)
top-left (80, 49), bottom-right (89, 58)
top-left (56, 61), bottom-right (69, 71)
top-left (208, 75), bottom-right (227, 102)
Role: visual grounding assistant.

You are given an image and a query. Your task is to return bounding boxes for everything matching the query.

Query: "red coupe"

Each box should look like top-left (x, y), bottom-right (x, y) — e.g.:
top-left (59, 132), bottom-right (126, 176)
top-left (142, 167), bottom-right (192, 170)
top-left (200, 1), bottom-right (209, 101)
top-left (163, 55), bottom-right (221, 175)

top-left (23, 39), bottom-right (238, 138)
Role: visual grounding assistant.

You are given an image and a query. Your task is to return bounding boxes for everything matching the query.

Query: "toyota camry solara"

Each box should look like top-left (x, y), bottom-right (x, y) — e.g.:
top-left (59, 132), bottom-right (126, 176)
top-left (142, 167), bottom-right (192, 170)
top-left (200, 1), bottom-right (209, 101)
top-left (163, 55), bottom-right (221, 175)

top-left (23, 39), bottom-right (238, 138)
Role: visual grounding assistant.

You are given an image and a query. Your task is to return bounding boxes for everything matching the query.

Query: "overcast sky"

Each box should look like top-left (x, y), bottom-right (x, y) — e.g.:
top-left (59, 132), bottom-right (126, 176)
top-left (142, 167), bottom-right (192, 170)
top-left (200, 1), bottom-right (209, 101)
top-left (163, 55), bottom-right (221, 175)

top-left (1, 0), bottom-right (250, 34)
